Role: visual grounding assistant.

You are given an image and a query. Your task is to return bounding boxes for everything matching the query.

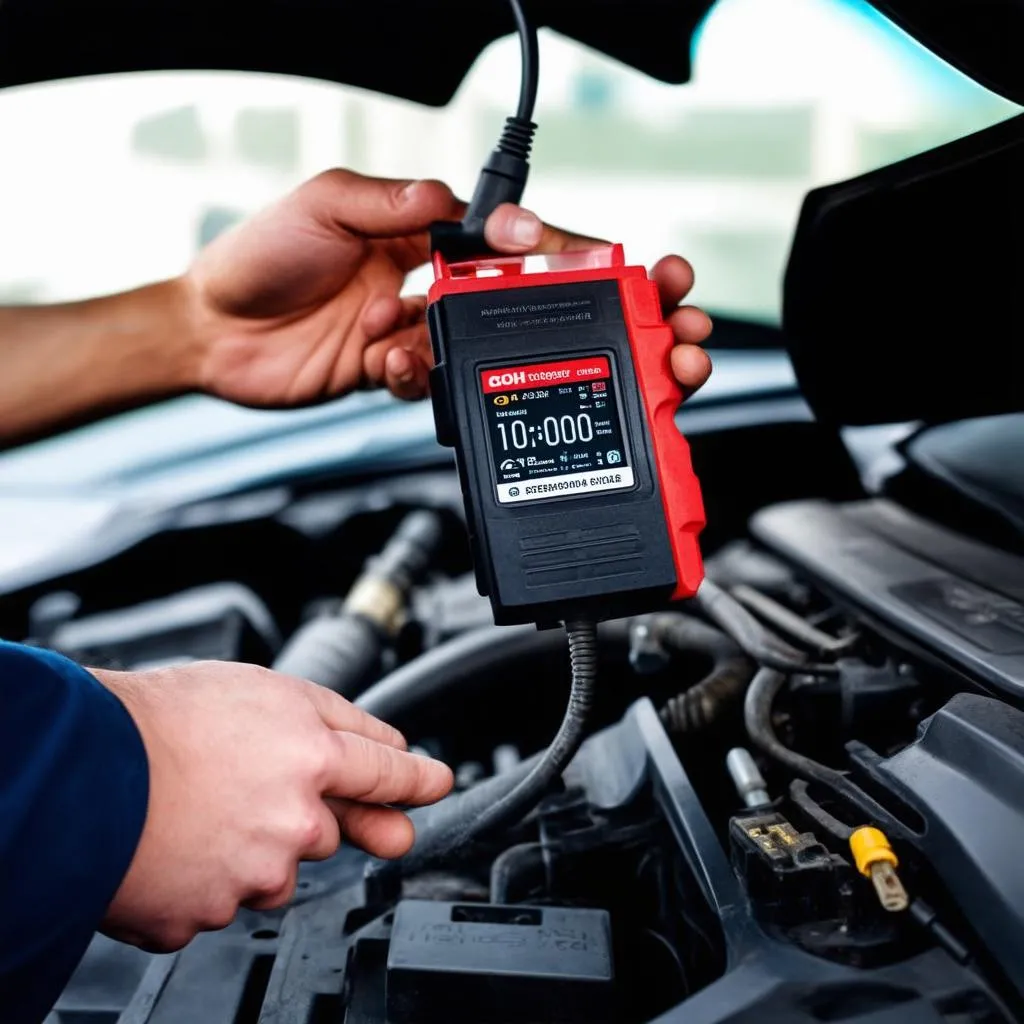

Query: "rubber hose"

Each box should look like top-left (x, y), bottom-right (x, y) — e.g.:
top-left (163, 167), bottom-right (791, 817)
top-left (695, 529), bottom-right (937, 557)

top-left (490, 841), bottom-right (545, 904)
top-left (743, 667), bottom-right (899, 830)
top-left (730, 584), bottom-right (856, 657)
top-left (744, 668), bottom-right (839, 779)
top-left (356, 619), bottom-right (630, 724)
top-left (273, 614), bottom-right (381, 696)
top-left (696, 579), bottom-right (839, 677)
top-left (273, 510), bottom-right (443, 695)
top-left (649, 614), bottom-right (756, 733)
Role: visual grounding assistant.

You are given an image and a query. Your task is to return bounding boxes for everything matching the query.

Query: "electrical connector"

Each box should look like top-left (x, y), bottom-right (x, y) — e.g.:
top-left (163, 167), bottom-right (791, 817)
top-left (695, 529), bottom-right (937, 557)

top-left (849, 826), bottom-right (909, 912)
top-left (430, 0), bottom-right (539, 262)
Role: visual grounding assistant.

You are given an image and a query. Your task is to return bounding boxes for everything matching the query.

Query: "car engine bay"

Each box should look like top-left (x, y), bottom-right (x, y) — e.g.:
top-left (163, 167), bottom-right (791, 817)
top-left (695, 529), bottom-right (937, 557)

top-left (19, 437), bottom-right (1022, 1024)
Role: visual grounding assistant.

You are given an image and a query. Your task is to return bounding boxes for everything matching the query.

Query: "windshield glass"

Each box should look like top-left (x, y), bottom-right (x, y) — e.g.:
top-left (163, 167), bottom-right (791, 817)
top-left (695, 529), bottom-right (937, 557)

top-left (0, 0), bottom-right (1015, 322)
top-left (0, 0), bottom-right (1016, 474)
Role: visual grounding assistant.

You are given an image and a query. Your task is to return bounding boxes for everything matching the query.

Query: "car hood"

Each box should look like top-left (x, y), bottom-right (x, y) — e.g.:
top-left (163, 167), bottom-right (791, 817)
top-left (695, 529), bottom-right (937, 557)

top-left (1, 1), bottom-right (1022, 106)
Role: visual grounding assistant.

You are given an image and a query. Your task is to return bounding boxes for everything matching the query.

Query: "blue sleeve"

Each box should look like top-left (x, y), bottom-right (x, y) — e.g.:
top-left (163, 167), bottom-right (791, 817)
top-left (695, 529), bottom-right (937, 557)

top-left (0, 641), bottom-right (149, 1024)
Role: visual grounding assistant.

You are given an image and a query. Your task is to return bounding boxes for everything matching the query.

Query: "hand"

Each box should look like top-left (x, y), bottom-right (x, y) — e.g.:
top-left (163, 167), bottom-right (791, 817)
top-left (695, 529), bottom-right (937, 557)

top-left (95, 661), bottom-right (453, 952)
top-left (184, 170), bottom-right (713, 405)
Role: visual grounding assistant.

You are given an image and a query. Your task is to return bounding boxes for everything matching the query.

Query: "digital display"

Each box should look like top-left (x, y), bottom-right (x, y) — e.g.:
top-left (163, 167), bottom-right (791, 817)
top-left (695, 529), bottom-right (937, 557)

top-left (480, 355), bottom-right (634, 504)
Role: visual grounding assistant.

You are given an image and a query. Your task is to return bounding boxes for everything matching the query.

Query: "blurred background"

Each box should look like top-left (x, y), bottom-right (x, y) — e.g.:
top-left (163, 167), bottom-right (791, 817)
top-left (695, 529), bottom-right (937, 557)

top-left (0, 0), bottom-right (1018, 324)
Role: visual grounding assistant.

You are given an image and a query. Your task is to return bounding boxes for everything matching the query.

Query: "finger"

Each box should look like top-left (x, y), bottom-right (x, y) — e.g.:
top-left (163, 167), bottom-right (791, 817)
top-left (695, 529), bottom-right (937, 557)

top-left (361, 294), bottom-right (427, 343)
top-left (668, 305), bottom-right (714, 345)
top-left (328, 798), bottom-right (417, 859)
top-left (384, 346), bottom-right (432, 401)
top-left (483, 203), bottom-right (607, 255)
top-left (305, 170), bottom-right (459, 239)
top-left (483, 203), bottom-right (544, 252)
top-left (671, 343), bottom-right (713, 395)
top-left (301, 682), bottom-right (408, 750)
top-left (323, 731), bottom-right (454, 805)
top-left (361, 320), bottom-right (431, 395)
top-left (650, 255), bottom-right (696, 314)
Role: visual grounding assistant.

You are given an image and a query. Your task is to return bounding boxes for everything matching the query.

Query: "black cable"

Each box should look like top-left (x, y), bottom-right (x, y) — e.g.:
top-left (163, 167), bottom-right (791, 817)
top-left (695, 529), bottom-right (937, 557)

top-left (371, 621), bottom-right (599, 883)
top-left (355, 618), bottom-right (629, 726)
top-left (458, 620), bottom-right (597, 842)
top-left (430, 0), bottom-right (539, 259)
top-left (509, 0), bottom-right (539, 122)
top-left (789, 779), bottom-right (855, 841)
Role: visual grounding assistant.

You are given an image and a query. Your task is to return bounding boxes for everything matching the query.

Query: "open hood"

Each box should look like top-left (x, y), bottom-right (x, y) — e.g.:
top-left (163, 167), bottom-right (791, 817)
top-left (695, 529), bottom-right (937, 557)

top-left (1, 1), bottom-right (1022, 105)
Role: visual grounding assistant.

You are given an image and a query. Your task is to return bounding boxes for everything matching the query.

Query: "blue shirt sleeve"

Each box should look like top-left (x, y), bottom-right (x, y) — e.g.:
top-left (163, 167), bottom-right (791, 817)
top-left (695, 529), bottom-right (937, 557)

top-left (0, 641), bottom-right (149, 1024)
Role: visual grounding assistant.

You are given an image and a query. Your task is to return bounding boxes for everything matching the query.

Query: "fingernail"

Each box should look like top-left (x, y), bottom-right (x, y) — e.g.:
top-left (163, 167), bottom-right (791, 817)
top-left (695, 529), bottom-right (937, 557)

top-left (400, 180), bottom-right (425, 203)
top-left (511, 210), bottom-right (542, 246)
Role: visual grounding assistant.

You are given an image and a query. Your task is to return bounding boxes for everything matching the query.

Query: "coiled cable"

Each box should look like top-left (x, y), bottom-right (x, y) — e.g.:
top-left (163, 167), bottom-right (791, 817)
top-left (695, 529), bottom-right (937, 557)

top-left (463, 620), bottom-right (597, 843)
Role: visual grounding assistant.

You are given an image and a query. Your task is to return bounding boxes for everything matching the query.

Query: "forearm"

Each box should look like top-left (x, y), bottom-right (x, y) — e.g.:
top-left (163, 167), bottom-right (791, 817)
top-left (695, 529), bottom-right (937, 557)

top-left (0, 278), bottom-right (203, 446)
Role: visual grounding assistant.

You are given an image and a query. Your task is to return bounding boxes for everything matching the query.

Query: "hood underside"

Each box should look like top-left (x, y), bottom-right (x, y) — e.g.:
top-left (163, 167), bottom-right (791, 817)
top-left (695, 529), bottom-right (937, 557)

top-left (1, 1), bottom-right (1022, 105)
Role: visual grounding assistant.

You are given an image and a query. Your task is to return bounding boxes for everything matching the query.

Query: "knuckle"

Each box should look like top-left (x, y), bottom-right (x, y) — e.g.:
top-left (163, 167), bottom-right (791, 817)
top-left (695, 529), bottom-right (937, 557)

top-left (200, 900), bottom-right (237, 932)
top-left (308, 734), bottom-right (338, 784)
top-left (292, 810), bottom-right (324, 852)
top-left (151, 926), bottom-right (197, 953)
top-left (265, 877), bottom-right (298, 910)
top-left (251, 866), bottom-right (292, 901)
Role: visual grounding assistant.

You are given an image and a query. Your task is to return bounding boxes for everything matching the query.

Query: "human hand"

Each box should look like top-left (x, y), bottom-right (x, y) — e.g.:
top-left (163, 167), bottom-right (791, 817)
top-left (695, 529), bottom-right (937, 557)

top-left (94, 661), bottom-right (453, 952)
top-left (183, 171), bottom-right (712, 405)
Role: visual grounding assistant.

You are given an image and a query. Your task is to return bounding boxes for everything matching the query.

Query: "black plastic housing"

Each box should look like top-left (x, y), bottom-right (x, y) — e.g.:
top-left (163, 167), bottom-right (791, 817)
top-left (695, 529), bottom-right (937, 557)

top-left (428, 278), bottom-right (678, 625)
top-left (385, 900), bottom-right (614, 1024)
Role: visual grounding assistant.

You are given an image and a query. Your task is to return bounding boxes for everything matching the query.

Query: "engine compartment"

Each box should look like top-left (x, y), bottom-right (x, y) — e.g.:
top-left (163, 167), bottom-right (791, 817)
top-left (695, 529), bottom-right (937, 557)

top-left (29, 462), bottom-right (1024, 1024)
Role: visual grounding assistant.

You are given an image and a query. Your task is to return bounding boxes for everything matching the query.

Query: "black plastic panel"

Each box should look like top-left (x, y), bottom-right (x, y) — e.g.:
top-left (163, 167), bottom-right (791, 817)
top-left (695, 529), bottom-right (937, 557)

top-left (854, 693), bottom-right (1024, 996)
top-left (54, 699), bottom-right (1011, 1022)
top-left (751, 498), bottom-right (1024, 698)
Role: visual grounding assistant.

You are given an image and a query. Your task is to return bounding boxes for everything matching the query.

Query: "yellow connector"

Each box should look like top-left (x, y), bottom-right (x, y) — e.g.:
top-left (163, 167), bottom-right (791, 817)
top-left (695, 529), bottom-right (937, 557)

top-left (849, 826), bottom-right (909, 912)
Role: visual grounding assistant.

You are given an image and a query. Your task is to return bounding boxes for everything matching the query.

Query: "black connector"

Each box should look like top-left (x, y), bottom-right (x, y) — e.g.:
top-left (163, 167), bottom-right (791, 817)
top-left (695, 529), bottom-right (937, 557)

top-left (430, 0), bottom-right (538, 262)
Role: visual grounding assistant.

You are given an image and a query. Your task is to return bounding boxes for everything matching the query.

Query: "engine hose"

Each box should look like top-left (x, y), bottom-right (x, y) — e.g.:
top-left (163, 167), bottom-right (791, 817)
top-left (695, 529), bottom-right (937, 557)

top-left (490, 841), bottom-right (545, 904)
top-left (695, 578), bottom-right (839, 677)
top-left (789, 779), bottom-right (854, 841)
top-left (730, 584), bottom-right (858, 657)
top-left (648, 614), bottom-right (756, 733)
top-left (371, 621), bottom-right (599, 882)
top-left (744, 667), bottom-right (901, 831)
top-left (273, 510), bottom-right (443, 696)
top-left (744, 668), bottom-right (845, 782)
top-left (356, 618), bottom-right (629, 724)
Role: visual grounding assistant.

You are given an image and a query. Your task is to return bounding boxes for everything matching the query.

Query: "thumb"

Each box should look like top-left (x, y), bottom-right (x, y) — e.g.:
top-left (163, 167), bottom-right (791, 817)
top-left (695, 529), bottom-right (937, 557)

top-left (301, 170), bottom-right (460, 239)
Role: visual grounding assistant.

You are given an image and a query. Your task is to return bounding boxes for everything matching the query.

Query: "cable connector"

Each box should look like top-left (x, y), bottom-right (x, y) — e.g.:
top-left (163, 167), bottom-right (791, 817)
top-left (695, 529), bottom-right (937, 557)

top-left (430, 0), bottom-right (539, 263)
top-left (430, 116), bottom-right (537, 263)
top-left (849, 826), bottom-right (909, 912)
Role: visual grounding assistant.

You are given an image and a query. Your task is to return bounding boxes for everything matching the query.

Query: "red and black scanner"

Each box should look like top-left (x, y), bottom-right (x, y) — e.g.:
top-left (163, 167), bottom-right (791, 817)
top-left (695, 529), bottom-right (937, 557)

top-left (426, 243), bottom-right (706, 627)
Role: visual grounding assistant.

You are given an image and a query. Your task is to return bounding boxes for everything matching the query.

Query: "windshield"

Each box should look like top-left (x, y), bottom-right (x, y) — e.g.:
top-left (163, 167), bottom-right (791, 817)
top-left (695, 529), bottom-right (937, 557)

top-left (0, 0), bottom-right (1016, 475)
top-left (0, 0), bottom-right (1015, 323)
